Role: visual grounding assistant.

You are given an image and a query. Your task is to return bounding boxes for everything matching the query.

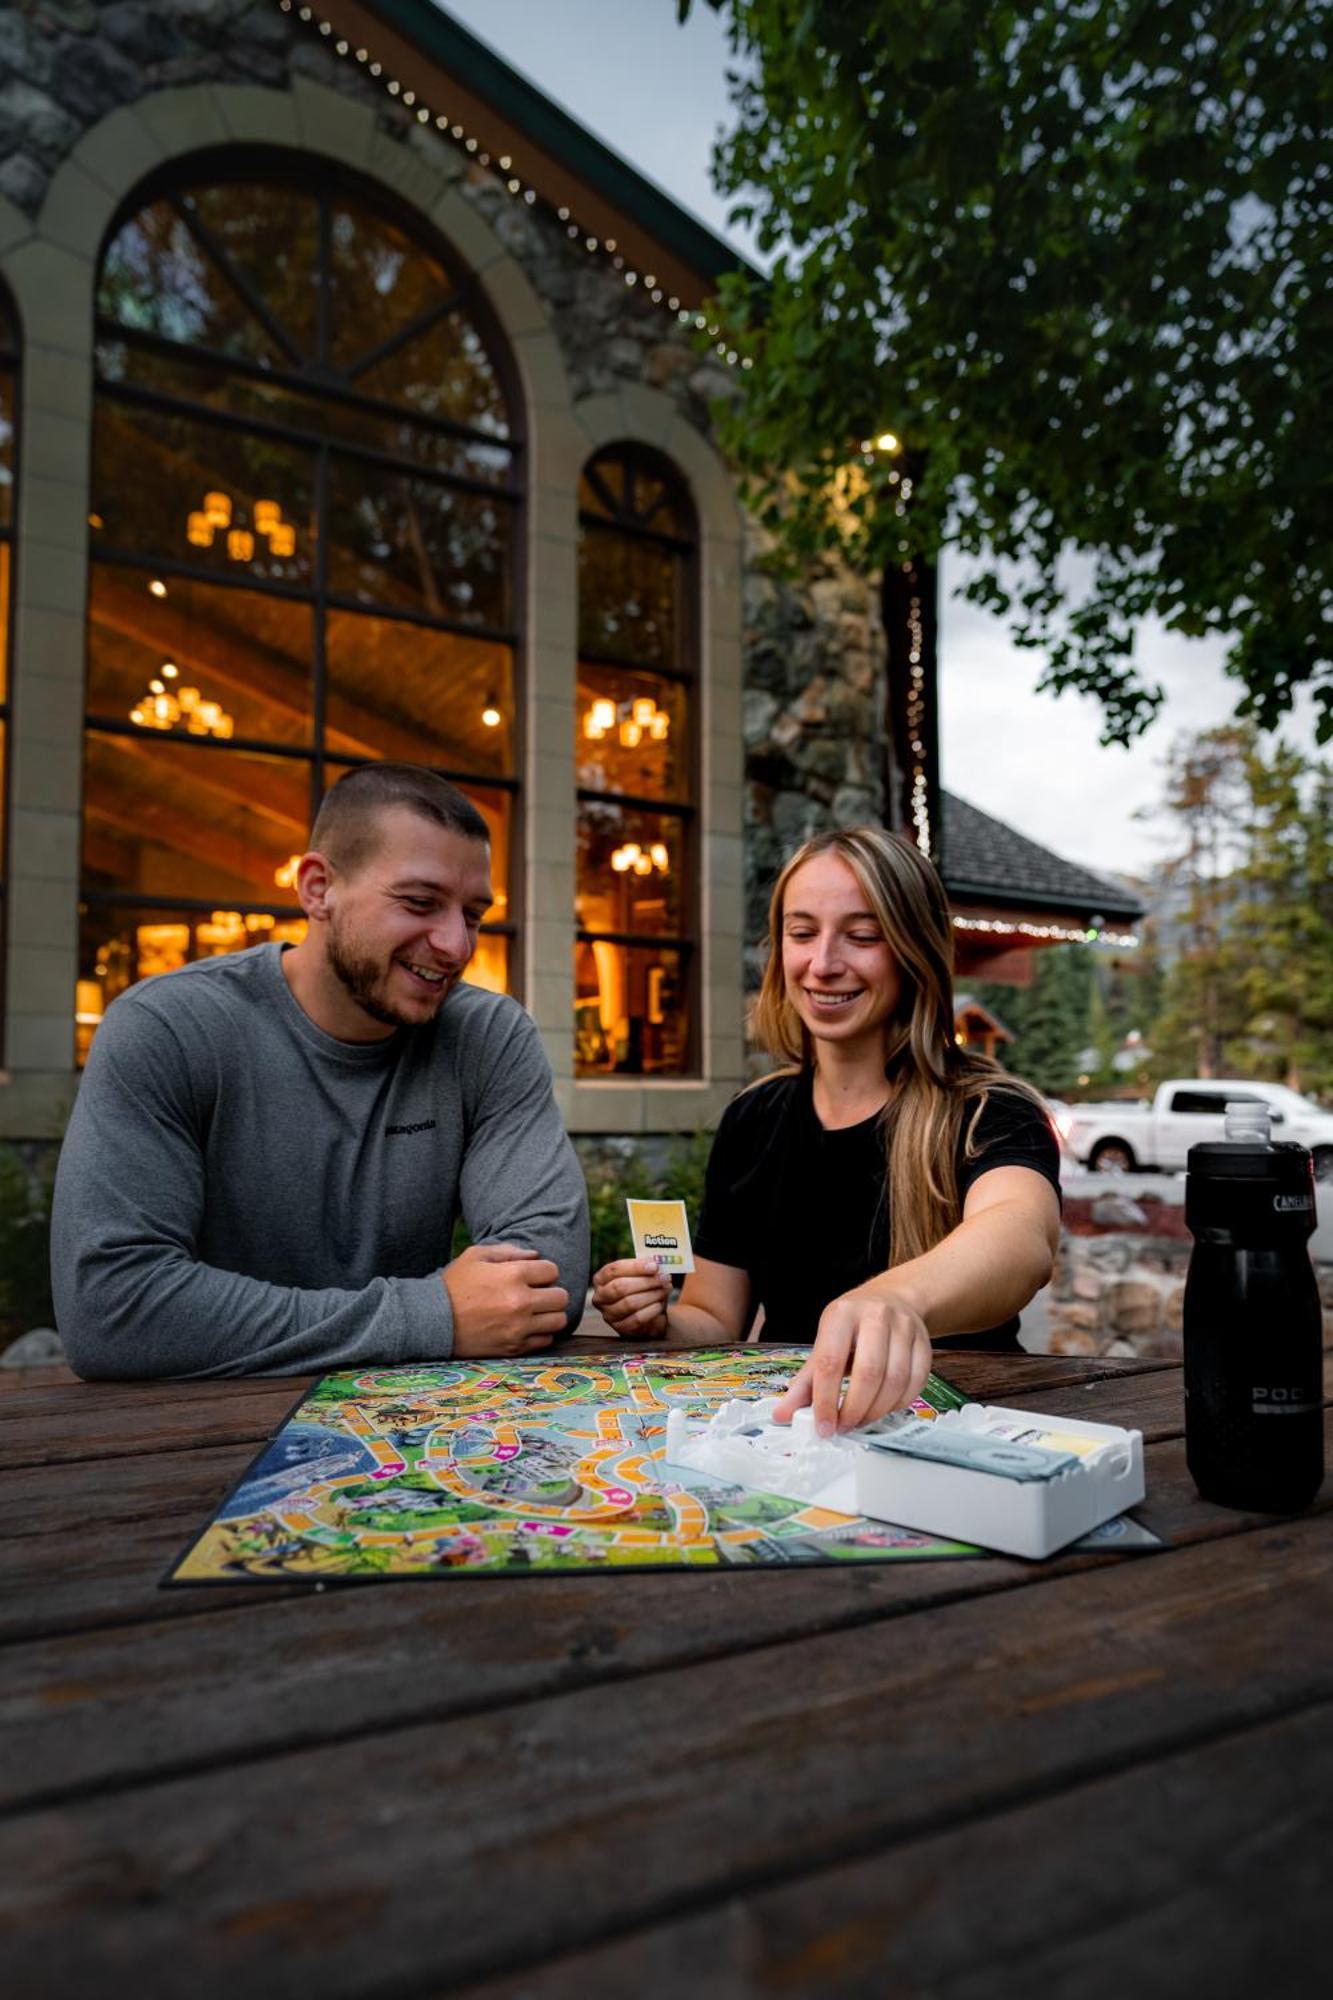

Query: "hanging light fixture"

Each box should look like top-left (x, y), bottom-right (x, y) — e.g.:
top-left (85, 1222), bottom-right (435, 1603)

top-left (185, 492), bottom-right (297, 564)
top-left (611, 840), bottom-right (670, 876)
top-left (582, 693), bottom-right (670, 743)
top-left (130, 664), bottom-right (234, 739)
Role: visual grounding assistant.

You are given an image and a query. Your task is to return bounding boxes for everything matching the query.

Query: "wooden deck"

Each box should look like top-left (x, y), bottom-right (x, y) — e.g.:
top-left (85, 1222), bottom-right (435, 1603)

top-left (2, 1342), bottom-right (1330, 1996)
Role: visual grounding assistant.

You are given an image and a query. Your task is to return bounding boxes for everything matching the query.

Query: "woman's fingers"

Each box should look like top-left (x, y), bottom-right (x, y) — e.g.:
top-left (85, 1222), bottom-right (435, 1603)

top-left (592, 1259), bottom-right (664, 1312)
top-left (775, 1295), bottom-right (933, 1434)
top-left (807, 1307), bottom-right (856, 1436)
top-left (838, 1306), bottom-right (893, 1432)
top-left (770, 1356), bottom-right (814, 1425)
top-left (592, 1255), bottom-right (669, 1336)
top-left (847, 1317), bottom-right (933, 1429)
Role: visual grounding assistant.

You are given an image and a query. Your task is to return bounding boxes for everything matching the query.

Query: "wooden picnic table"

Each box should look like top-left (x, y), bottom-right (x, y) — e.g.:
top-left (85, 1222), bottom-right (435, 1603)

top-left (1, 1340), bottom-right (1330, 1997)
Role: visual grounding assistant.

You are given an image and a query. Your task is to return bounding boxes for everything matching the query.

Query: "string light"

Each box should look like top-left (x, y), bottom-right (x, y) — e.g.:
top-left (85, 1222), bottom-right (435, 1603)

top-left (951, 915), bottom-right (1140, 949)
top-left (901, 564), bottom-right (932, 859)
top-left (271, 0), bottom-right (750, 368)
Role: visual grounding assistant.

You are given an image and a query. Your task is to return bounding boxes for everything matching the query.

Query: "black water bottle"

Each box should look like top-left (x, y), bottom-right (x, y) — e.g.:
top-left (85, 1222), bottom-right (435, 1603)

top-left (1184, 1101), bottom-right (1324, 1511)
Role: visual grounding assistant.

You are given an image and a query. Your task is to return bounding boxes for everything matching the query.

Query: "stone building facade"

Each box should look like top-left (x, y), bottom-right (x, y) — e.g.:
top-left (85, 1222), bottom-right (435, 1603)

top-left (0, 0), bottom-right (1133, 1167)
top-left (0, 0), bottom-right (814, 1143)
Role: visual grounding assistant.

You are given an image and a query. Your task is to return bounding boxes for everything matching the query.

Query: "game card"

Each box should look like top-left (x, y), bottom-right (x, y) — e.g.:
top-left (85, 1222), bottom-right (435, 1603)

top-left (626, 1197), bottom-right (695, 1273)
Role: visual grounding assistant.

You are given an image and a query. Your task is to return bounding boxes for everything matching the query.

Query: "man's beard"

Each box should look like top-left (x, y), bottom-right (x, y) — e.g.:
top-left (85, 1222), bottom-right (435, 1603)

top-left (326, 917), bottom-right (450, 1029)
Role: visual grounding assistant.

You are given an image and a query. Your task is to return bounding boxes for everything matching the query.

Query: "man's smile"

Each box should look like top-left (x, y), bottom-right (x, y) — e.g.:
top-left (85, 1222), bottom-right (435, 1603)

top-left (400, 959), bottom-right (450, 989)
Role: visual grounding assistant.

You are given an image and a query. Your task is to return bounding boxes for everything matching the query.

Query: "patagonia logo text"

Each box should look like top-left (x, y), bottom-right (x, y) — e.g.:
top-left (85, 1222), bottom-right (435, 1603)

top-left (385, 1119), bottom-right (437, 1137)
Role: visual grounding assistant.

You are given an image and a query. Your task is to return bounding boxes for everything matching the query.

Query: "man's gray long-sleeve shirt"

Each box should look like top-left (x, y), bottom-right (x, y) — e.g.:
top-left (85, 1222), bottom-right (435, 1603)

top-left (51, 944), bottom-right (589, 1379)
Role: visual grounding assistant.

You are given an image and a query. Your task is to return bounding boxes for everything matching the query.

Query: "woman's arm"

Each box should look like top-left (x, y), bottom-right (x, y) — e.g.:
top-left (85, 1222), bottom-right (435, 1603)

top-left (591, 1254), bottom-right (752, 1347)
top-left (773, 1165), bottom-right (1059, 1433)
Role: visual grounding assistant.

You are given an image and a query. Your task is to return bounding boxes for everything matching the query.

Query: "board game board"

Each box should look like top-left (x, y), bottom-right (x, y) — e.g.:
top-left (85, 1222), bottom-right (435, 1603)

top-left (168, 1347), bottom-right (990, 1583)
top-left (169, 1347), bottom-right (1159, 1583)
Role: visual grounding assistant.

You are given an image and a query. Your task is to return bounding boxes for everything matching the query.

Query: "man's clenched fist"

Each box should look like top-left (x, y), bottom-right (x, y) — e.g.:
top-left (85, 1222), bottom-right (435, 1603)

top-left (444, 1242), bottom-right (570, 1356)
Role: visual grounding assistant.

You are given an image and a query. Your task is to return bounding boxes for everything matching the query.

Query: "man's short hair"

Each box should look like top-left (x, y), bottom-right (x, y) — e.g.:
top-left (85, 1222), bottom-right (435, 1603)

top-left (311, 765), bottom-right (490, 876)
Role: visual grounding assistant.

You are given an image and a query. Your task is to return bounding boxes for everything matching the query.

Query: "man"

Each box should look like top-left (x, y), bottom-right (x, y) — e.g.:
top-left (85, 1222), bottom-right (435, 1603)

top-left (52, 765), bottom-right (589, 1378)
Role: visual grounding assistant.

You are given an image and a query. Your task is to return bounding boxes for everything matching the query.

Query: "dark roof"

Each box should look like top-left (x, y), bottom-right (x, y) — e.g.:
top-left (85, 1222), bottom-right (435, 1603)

top-left (941, 793), bottom-right (1144, 924)
top-left (350, 0), bottom-right (754, 299)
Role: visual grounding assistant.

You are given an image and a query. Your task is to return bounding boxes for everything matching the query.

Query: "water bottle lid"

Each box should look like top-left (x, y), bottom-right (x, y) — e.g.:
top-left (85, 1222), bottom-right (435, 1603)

top-left (1224, 1099), bottom-right (1271, 1143)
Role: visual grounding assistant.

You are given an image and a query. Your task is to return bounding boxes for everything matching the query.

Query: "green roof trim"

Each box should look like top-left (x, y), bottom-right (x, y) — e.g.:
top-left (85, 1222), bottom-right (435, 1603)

top-left (369, 0), bottom-right (756, 284)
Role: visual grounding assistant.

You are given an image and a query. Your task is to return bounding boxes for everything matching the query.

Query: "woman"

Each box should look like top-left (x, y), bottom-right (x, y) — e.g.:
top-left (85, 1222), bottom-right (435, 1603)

top-left (592, 827), bottom-right (1061, 1434)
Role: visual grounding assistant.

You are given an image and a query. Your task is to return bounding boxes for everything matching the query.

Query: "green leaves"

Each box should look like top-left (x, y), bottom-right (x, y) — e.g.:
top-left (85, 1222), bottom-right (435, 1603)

top-left (696, 0), bottom-right (1333, 742)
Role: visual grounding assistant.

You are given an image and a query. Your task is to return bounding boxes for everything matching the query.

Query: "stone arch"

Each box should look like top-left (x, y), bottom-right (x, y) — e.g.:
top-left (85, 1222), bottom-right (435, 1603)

top-left (0, 78), bottom-right (576, 1109)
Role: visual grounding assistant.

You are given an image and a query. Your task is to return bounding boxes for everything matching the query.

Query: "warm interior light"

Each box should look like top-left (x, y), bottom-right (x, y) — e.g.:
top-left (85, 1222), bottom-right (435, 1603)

top-left (875, 431), bottom-right (900, 453)
top-left (481, 701), bottom-right (502, 728)
top-left (226, 528), bottom-right (255, 562)
top-left (131, 673), bottom-right (233, 739)
top-left (161, 662), bottom-right (178, 678)
top-left (203, 491), bottom-right (231, 527)
top-left (88, 512), bottom-right (104, 531)
top-left (583, 694), bottom-right (670, 746)
top-left (186, 512), bottom-right (214, 548)
top-left (268, 523), bottom-right (296, 558)
top-left (611, 839), bottom-right (669, 878)
top-left (274, 855), bottom-right (302, 890)
top-left (253, 500), bottom-right (281, 532)
top-left (149, 579), bottom-right (167, 598)
top-left (74, 979), bottom-right (104, 1026)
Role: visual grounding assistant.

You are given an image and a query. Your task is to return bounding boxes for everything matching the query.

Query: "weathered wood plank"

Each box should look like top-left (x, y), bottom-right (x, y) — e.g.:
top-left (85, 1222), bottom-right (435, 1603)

top-left (0, 1516), bottom-right (1329, 1996)
top-left (2, 1415), bottom-right (1328, 1815)
top-left (0, 1375), bottom-right (311, 1424)
top-left (0, 1382), bottom-right (313, 1471)
top-left (0, 1365), bottom-right (72, 1396)
top-left (456, 1697), bottom-right (1333, 2000)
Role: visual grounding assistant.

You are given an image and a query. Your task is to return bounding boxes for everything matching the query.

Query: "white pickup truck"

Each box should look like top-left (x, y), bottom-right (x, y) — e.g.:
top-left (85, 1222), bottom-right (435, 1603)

top-left (1058, 1080), bottom-right (1333, 1181)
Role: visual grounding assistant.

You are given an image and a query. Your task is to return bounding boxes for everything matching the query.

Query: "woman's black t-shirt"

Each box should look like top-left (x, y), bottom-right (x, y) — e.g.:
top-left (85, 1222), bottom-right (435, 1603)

top-left (693, 1070), bottom-right (1060, 1351)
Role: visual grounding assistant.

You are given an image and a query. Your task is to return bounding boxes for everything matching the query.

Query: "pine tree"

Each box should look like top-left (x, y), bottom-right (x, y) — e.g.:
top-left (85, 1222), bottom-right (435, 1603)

top-left (973, 947), bottom-right (1095, 1096)
top-left (1148, 728), bottom-right (1333, 1094)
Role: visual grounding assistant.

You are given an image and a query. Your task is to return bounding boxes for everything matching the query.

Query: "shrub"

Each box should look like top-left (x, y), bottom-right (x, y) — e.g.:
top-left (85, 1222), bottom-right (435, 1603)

top-left (0, 1146), bottom-right (56, 1351)
top-left (585, 1129), bottom-right (713, 1276)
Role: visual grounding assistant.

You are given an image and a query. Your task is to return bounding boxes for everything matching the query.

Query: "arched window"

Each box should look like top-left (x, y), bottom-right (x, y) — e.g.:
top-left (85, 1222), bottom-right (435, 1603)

top-left (574, 445), bottom-right (695, 1075)
top-left (79, 162), bottom-right (519, 1053)
top-left (0, 290), bottom-right (16, 1047)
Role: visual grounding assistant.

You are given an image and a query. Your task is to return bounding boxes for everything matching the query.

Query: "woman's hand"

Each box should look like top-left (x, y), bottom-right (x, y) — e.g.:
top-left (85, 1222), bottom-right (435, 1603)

top-left (592, 1256), bottom-right (671, 1339)
top-left (771, 1284), bottom-right (932, 1435)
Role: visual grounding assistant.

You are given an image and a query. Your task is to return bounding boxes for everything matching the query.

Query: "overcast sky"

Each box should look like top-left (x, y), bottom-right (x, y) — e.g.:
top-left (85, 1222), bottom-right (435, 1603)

top-left (437, 0), bottom-right (1320, 879)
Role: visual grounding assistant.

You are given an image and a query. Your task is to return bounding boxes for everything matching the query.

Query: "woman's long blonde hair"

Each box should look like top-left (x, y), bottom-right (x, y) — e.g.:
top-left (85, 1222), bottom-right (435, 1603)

top-left (751, 825), bottom-right (1042, 1268)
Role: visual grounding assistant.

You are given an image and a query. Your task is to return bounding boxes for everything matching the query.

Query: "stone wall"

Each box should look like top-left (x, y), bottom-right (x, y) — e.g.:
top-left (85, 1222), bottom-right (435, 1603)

top-left (1035, 1185), bottom-right (1333, 1359)
top-left (741, 537), bottom-right (887, 973)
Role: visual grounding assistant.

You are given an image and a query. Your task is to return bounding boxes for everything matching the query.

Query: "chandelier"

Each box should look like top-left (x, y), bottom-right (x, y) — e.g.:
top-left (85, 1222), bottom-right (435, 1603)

top-left (582, 694), bottom-right (670, 748)
top-left (611, 841), bottom-right (669, 876)
top-left (185, 491), bottom-right (297, 561)
top-left (130, 660), bottom-right (234, 738)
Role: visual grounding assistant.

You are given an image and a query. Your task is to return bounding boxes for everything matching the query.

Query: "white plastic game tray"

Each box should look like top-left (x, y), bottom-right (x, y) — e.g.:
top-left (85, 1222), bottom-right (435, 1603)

top-left (664, 1399), bottom-right (1145, 1560)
